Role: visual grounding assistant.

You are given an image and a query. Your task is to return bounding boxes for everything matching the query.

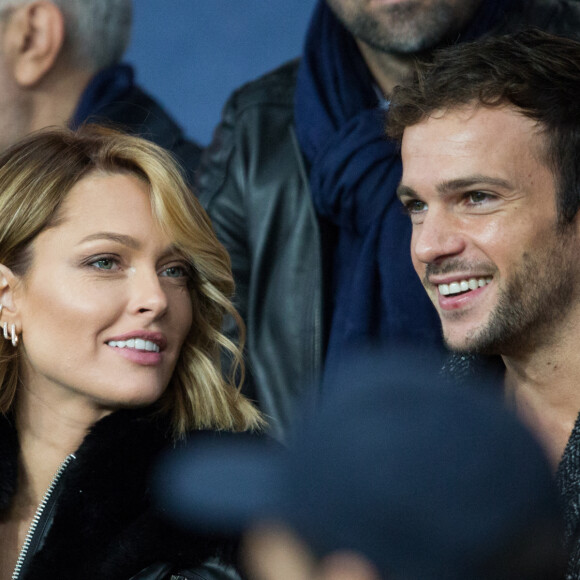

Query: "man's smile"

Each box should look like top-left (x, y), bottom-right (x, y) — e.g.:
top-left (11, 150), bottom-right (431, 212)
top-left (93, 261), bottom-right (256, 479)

top-left (438, 277), bottom-right (492, 296)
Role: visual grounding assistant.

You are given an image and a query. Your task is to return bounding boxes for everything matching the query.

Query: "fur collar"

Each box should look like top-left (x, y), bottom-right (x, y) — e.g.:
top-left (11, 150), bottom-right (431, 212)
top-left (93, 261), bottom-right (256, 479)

top-left (0, 409), bottom-right (236, 580)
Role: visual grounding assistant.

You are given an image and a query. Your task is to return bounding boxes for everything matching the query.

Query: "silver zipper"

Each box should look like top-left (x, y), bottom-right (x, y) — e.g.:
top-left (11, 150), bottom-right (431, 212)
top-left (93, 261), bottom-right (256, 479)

top-left (11, 453), bottom-right (76, 580)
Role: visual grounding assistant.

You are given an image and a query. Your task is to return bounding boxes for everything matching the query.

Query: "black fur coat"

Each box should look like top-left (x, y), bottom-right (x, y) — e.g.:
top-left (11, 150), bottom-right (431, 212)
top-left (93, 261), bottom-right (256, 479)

top-left (0, 408), bottom-right (238, 580)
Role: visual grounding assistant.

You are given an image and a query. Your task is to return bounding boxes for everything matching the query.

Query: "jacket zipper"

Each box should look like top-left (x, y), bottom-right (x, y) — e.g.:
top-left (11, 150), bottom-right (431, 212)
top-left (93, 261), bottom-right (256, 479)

top-left (11, 453), bottom-right (76, 580)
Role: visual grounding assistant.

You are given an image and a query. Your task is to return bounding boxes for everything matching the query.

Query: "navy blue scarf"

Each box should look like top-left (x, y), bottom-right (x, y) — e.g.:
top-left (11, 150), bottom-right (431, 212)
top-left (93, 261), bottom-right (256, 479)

top-left (294, 2), bottom-right (442, 373)
top-left (294, 0), bottom-right (511, 375)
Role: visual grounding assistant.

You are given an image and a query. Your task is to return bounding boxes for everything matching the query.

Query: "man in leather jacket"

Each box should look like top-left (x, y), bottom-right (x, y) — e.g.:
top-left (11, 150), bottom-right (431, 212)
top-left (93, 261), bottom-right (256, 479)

top-left (0, 0), bottom-right (200, 184)
top-left (198, 0), bottom-right (580, 440)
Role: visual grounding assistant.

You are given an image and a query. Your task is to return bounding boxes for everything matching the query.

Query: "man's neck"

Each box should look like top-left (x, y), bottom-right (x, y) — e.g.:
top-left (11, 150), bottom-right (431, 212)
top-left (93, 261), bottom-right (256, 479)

top-left (29, 64), bottom-right (93, 134)
top-left (355, 40), bottom-right (417, 97)
top-left (503, 333), bottom-right (580, 469)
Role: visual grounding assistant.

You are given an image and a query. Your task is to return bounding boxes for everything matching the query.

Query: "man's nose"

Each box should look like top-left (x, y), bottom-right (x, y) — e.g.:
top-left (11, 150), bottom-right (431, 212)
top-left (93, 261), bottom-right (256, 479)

top-left (412, 210), bottom-right (466, 265)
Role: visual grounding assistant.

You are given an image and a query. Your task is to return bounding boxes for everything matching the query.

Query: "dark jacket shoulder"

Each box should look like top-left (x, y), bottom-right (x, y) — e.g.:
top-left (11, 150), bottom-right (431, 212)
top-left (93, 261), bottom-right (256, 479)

top-left (198, 59), bottom-right (300, 205)
top-left (221, 59), bottom-right (299, 116)
top-left (0, 410), bottom-right (240, 580)
top-left (196, 58), bottom-right (322, 442)
top-left (499, 0), bottom-right (580, 36)
top-left (90, 84), bottom-right (203, 186)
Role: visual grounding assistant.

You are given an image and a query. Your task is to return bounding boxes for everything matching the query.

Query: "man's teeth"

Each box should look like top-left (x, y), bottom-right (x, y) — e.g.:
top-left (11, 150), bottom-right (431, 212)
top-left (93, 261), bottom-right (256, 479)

top-left (107, 339), bottom-right (160, 352)
top-left (438, 277), bottom-right (492, 296)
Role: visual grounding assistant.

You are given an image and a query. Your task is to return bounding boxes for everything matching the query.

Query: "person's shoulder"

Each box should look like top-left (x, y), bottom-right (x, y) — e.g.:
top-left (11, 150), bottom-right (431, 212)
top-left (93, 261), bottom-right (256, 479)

top-left (184, 428), bottom-right (272, 446)
top-left (92, 81), bottom-right (203, 178)
top-left (223, 59), bottom-right (300, 119)
top-left (198, 59), bottom-right (302, 201)
top-left (548, 0), bottom-right (580, 34)
top-left (502, 0), bottom-right (580, 36)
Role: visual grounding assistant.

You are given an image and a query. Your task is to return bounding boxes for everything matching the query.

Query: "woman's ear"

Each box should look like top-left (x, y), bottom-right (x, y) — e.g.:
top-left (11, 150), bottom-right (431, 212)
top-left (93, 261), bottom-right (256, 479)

top-left (3, 1), bottom-right (65, 88)
top-left (0, 263), bottom-right (21, 327)
top-left (0, 264), bottom-right (22, 346)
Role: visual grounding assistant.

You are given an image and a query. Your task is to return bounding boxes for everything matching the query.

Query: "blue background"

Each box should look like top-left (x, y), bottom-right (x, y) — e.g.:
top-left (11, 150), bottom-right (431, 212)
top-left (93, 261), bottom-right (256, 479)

top-left (125, 2), bottom-right (316, 146)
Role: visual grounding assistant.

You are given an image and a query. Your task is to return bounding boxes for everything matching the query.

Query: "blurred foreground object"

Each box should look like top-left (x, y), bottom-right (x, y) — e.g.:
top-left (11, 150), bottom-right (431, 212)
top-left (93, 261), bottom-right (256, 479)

top-left (156, 349), bottom-right (565, 580)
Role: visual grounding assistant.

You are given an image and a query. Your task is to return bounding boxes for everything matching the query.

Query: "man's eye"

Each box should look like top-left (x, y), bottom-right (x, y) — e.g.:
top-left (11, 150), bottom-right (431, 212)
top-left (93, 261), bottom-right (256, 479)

top-left (468, 191), bottom-right (492, 204)
top-left (404, 200), bottom-right (427, 214)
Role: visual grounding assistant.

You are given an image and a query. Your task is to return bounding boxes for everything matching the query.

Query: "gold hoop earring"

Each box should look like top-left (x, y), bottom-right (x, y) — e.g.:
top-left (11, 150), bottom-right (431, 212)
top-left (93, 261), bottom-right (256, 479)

top-left (10, 324), bottom-right (18, 347)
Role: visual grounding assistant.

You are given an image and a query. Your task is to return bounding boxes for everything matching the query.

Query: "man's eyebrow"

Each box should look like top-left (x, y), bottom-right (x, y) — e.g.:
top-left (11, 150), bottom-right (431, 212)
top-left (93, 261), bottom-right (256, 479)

top-left (436, 175), bottom-right (511, 194)
top-left (77, 232), bottom-right (141, 249)
top-left (396, 184), bottom-right (418, 200)
top-left (396, 175), bottom-right (512, 201)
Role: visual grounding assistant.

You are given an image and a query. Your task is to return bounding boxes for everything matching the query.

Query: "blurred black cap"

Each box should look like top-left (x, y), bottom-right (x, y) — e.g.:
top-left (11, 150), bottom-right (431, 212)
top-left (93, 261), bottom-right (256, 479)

top-left (155, 348), bottom-right (564, 579)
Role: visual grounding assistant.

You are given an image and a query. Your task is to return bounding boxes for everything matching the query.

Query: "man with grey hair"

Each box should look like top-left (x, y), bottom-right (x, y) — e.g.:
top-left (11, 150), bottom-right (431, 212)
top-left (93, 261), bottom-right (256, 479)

top-left (0, 0), bottom-right (201, 183)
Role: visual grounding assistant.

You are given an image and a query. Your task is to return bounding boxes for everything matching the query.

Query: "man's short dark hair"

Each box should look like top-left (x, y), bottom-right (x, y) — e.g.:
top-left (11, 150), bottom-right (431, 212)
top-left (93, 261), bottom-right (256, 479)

top-left (387, 29), bottom-right (580, 224)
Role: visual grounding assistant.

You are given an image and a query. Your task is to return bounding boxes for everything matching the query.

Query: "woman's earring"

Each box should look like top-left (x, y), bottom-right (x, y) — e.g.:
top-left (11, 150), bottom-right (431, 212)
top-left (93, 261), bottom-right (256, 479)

top-left (10, 324), bottom-right (18, 347)
top-left (3, 322), bottom-right (8, 340)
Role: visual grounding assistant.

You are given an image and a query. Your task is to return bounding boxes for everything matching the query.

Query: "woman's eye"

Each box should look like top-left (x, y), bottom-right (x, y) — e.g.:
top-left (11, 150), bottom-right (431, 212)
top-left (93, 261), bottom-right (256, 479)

top-left (91, 258), bottom-right (117, 270)
top-left (161, 265), bottom-right (190, 279)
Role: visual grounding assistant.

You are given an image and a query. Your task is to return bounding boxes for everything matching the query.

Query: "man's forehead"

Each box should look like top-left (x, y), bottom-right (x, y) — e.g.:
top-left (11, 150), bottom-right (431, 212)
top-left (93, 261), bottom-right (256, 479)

top-left (401, 105), bottom-right (544, 171)
top-left (398, 104), bottom-right (553, 202)
top-left (401, 104), bottom-right (542, 145)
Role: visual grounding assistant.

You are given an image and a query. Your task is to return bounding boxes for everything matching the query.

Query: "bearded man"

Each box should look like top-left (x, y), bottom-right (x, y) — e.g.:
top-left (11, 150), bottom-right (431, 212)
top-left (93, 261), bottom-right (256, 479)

top-left (198, 0), bottom-right (580, 440)
top-left (389, 29), bottom-right (580, 576)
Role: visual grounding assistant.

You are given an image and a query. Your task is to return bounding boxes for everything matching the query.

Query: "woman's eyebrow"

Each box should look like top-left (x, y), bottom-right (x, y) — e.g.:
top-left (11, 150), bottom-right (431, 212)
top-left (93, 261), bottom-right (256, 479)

top-left (77, 232), bottom-right (141, 249)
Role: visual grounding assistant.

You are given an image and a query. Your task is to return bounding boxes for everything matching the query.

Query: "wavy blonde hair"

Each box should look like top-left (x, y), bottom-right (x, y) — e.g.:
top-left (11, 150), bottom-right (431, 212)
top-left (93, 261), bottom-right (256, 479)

top-left (0, 126), bottom-right (264, 436)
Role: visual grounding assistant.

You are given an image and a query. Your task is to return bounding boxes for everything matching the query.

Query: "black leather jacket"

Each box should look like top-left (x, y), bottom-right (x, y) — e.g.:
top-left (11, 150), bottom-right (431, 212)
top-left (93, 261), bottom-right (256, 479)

top-left (0, 409), bottom-right (241, 580)
top-left (94, 83), bottom-right (202, 187)
top-left (198, 0), bottom-right (580, 440)
top-left (199, 61), bottom-right (320, 441)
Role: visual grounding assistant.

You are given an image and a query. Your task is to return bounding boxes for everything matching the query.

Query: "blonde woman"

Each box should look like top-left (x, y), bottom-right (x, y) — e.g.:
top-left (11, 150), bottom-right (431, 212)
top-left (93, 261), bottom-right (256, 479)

top-left (0, 126), bottom-right (263, 579)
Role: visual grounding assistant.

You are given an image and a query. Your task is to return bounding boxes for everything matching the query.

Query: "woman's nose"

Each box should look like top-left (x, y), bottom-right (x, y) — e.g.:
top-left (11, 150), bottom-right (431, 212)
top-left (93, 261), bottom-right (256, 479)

top-left (128, 268), bottom-right (169, 318)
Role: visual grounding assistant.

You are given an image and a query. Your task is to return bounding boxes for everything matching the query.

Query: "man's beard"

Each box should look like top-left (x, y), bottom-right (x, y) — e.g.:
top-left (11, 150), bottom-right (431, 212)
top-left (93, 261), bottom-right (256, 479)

top-left (328, 0), bottom-right (484, 55)
top-left (447, 229), bottom-right (579, 357)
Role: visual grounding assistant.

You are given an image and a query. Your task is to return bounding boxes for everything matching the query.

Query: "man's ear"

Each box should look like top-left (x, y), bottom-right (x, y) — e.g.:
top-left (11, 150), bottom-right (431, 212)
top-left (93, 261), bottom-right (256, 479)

top-left (3, 1), bottom-right (65, 88)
